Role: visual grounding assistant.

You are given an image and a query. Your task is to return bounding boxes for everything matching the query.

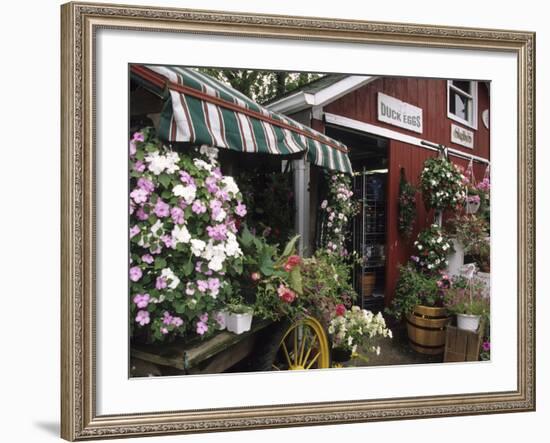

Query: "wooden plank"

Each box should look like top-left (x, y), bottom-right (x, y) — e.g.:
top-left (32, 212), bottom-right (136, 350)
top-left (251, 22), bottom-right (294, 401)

top-left (444, 321), bottom-right (484, 362)
top-left (131, 319), bottom-right (272, 371)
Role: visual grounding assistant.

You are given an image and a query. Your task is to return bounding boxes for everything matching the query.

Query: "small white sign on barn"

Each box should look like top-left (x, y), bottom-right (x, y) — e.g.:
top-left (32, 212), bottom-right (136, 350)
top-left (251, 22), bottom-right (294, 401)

top-left (377, 92), bottom-right (423, 134)
top-left (451, 123), bottom-right (474, 149)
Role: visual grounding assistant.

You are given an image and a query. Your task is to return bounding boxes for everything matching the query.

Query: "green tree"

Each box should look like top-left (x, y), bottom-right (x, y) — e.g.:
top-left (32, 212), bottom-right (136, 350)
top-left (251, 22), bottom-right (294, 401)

top-left (198, 68), bottom-right (323, 103)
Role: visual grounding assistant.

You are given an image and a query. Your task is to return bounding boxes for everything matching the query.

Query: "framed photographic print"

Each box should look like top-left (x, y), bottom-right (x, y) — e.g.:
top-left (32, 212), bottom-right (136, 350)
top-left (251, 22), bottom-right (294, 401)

top-left (61, 1), bottom-right (536, 440)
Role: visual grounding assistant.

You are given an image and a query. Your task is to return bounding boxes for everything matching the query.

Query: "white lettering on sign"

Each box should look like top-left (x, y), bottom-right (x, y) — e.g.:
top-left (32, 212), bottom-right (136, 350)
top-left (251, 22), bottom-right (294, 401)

top-left (451, 123), bottom-right (474, 149)
top-left (377, 93), bottom-right (423, 134)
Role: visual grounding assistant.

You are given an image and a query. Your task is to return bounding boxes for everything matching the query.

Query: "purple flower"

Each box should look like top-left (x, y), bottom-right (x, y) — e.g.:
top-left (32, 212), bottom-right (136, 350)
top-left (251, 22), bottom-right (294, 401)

top-left (196, 321), bottom-right (208, 335)
top-left (136, 206), bottom-right (149, 221)
top-left (215, 190), bottom-right (230, 202)
top-left (135, 310), bottom-right (150, 326)
top-left (129, 266), bottom-right (142, 282)
top-left (129, 141), bottom-right (137, 157)
top-left (410, 255), bottom-right (420, 263)
top-left (133, 160), bottom-right (146, 173)
top-left (171, 207), bottom-right (184, 224)
top-left (132, 132), bottom-right (145, 142)
top-left (141, 254), bottom-right (154, 264)
top-left (130, 188), bottom-right (148, 204)
top-left (137, 177), bottom-right (155, 193)
top-left (155, 276), bottom-right (167, 290)
top-left (208, 278), bottom-right (220, 296)
top-left (195, 261), bottom-right (204, 273)
top-left (129, 225), bottom-right (140, 239)
top-left (482, 341), bottom-right (491, 352)
top-left (171, 316), bottom-right (183, 327)
top-left (206, 224), bottom-right (228, 241)
top-left (205, 176), bottom-right (219, 194)
top-left (215, 312), bottom-right (225, 328)
top-left (161, 234), bottom-right (175, 249)
top-left (154, 199), bottom-right (170, 218)
top-left (179, 171), bottom-right (195, 186)
top-left (235, 202), bottom-right (247, 217)
top-left (133, 293), bottom-right (150, 309)
top-left (192, 200), bottom-right (207, 214)
top-left (212, 167), bottom-right (223, 180)
top-left (160, 327), bottom-right (169, 335)
top-left (162, 311), bottom-right (173, 325)
top-left (199, 312), bottom-right (209, 323)
top-left (197, 280), bottom-right (209, 293)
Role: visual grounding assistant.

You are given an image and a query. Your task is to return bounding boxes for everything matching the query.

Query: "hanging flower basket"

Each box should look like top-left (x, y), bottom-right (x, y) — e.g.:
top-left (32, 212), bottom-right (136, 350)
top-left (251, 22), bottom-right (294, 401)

top-left (465, 194), bottom-right (481, 214)
top-left (420, 157), bottom-right (467, 211)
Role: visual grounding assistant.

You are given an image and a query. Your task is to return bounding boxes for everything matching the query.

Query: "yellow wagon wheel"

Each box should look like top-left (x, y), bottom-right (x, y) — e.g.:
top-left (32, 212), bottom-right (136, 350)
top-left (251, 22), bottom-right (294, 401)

top-left (271, 316), bottom-right (330, 370)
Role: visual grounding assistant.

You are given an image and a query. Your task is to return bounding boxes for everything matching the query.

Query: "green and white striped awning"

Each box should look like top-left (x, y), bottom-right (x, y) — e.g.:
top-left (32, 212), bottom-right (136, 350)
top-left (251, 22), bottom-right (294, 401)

top-left (131, 65), bottom-right (352, 174)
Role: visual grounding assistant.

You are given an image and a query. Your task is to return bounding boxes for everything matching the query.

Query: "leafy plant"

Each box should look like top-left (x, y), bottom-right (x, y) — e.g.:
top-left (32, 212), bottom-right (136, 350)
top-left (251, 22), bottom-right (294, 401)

top-left (442, 275), bottom-right (489, 317)
top-left (420, 157), bottom-right (467, 211)
top-left (386, 265), bottom-right (443, 320)
top-left (398, 172), bottom-right (417, 238)
top-left (411, 224), bottom-right (453, 274)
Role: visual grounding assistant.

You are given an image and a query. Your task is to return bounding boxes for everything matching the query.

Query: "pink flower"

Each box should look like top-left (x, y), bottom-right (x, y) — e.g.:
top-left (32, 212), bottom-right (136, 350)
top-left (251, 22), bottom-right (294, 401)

top-left (206, 224), bottom-right (227, 241)
top-left (133, 160), bottom-right (146, 173)
top-left (160, 327), bottom-right (169, 335)
top-left (129, 141), bottom-right (137, 157)
top-left (197, 280), bottom-right (208, 293)
top-left (133, 293), bottom-right (150, 309)
top-left (215, 312), bottom-right (226, 328)
top-left (135, 310), bottom-right (150, 326)
top-left (208, 278), bottom-right (220, 296)
top-left (199, 313), bottom-right (209, 323)
top-left (129, 225), bottom-right (140, 239)
top-left (283, 255), bottom-right (301, 272)
top-left (132, 132), bottom-right (145, 142)
top-left (137, 177), bottom-right (155, 193)
top-left (250, 272), bottom-right (261, 282)
top-left (335, 304), bottom-right (346, 317)
top-left (130, 188), bottom-right (148, 204)
top-left (171, 316), bottom-right (183, 327)
top-left (129, 266), bottom-right (142, 282)
top-left (161, 234), bottom-right (175, 249)
top-left (196, 321), bottom-right (208, 335)
top-left (235, 202), bottom-right (247, 217)
top-left (277, 284), bottom-right (296, 304)
top-left (192, 200), bottom-right (207, 214)
top-left (179, 171), bottom-right (195, 186)
top-left (162, 311), bottom-right (173, 325)
top-left (171, 207), bottom-right (184, 224)
top-left (141, 254), bottom-right (154, 264)
top-left (154, 199), bottom-right (170, 218)
top-left (155, 276), bottom-right (167, 290)
top-left (482, 341), bottom-right (491, 352)
top-left (136, 206), bottom-right (149, 221)
top-left (205, 176), bottom-right (219, 194)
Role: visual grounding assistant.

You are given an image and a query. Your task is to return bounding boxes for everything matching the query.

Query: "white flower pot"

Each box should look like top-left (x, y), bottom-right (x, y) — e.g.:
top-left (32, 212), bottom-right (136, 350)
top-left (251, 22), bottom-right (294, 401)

top-left (446, 238), bottom-right (464, 276)
top-left (226, 312), bottom-right (253, 335)
top-left (456, 313), bottom-right (481, 332)
top-left (465, 200), bottom-right (480, 214)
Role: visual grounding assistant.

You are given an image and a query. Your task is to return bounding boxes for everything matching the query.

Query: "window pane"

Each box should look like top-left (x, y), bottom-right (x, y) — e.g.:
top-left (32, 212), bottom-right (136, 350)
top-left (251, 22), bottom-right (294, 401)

top-left (450, 90), bottom-right (470, 121)
top-left (452, 80), bottom-right (471, 94)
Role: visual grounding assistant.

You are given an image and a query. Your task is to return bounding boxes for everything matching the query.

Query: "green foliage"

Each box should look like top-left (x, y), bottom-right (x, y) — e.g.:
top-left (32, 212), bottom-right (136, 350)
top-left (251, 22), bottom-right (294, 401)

top-left (412, 224), bottom-right (453, 274)
top-left (420, 157), bottom-right (467, 211)
top-left (386, 265), bottom-right (442, 320)
top-left (398, 173), bottom-right (417, 238)
top-left (198, 68), bottom-right (323, 104)
top-left (443, 275), bottom-right (490, 317)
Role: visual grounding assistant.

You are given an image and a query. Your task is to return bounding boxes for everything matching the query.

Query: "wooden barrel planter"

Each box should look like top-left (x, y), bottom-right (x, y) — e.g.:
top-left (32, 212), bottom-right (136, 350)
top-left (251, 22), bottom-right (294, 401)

top-left (361, 272), bottom-right (376, 297)
top-left (406, 305), bottom-right (450, 355)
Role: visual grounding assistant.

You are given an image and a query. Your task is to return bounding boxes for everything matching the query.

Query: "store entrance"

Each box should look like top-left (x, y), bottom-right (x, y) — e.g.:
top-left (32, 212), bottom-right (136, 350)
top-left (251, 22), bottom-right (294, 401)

top-left (325, 125), bottom-right (389, 312)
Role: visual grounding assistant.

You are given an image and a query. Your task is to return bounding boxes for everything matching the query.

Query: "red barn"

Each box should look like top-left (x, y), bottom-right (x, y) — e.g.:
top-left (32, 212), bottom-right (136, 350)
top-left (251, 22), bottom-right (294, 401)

top-left (268, 76), bottom-right (491, 309)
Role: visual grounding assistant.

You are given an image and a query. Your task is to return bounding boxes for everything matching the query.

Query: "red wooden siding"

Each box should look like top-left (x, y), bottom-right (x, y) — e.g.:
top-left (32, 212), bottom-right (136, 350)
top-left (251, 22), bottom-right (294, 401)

top-left (321, 77), bottom-right (490, 305)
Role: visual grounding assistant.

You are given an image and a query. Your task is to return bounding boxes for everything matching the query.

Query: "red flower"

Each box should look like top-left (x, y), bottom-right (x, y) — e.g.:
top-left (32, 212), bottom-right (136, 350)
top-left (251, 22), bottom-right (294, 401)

top-left (283, 255), bottom-right (301, 272)
top-left (335, 304), bottom-right (346, 317)
top-left (277, 284), bottom-right (296, 304)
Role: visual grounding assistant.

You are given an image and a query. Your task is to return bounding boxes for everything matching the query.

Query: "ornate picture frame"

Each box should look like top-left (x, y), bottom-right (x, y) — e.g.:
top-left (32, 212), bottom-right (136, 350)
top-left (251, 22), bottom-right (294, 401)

top-left (61, 1), bottom-right (535, 440)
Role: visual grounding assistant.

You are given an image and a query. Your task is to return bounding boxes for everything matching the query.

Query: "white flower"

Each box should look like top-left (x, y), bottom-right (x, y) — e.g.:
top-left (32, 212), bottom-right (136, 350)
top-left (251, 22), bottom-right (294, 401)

top-left (145, 151), bottom-right (180, 175)
top-left (225, 232), bottom-right (242, 257)
top-left (221, 176), bottom-right (240, 196)
top-left (199, 145), bottom-right (219, 161)
top-left (417, 244), bottom-right (423, 250)
top-left (164, 151), bottom-right (180, 174)
top-left (437, 237), bottom-right (442, 243)
top-left (161, 268), bottom-right (180, 290)
top-left (193, 158), bottom-right (213, 172)
top-left (173, 184), bottom-right (196, 203)
top-left (213, 208), bottom-right (227, 222)
top-left (190, 239), bottom-right (206, 257)
top-left (172, 225), bottom-right (191, 244)
top-left (150, 219), bottom-right (164, 237)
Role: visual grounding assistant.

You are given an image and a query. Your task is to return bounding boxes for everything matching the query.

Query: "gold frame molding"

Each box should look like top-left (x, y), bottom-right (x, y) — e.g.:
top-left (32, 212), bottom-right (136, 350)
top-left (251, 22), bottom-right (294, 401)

top-left (61, 1), bottom-right (536, 440)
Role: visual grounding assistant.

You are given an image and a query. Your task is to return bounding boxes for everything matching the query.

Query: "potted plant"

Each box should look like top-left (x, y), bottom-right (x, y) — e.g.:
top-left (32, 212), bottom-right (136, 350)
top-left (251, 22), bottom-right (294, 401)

top-left (225, 302), bottom-right (254, 335)
top-left (443, 274), bottom-right (489, 332)
top-left (387, 264), bottom-right (450, 355)
top-left (465, 192), bottom-right (481, 214)
top-left (328, 306), bottom-right (392, 363)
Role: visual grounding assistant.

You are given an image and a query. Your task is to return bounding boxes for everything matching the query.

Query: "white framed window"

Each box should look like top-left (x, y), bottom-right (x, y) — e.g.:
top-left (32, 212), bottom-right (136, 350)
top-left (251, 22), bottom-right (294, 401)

top-left (447, 80), bottom-right (478, 129)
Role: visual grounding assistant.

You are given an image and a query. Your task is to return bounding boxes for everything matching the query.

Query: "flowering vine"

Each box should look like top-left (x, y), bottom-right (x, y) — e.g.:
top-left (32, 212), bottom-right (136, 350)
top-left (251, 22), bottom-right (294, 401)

top-left (129, 128), bottom-right (246, 342)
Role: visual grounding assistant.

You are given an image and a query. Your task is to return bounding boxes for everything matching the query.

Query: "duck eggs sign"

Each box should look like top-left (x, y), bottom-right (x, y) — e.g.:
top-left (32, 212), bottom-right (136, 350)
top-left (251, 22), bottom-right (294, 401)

top-left (377, 92), bottom-right (423, 134)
